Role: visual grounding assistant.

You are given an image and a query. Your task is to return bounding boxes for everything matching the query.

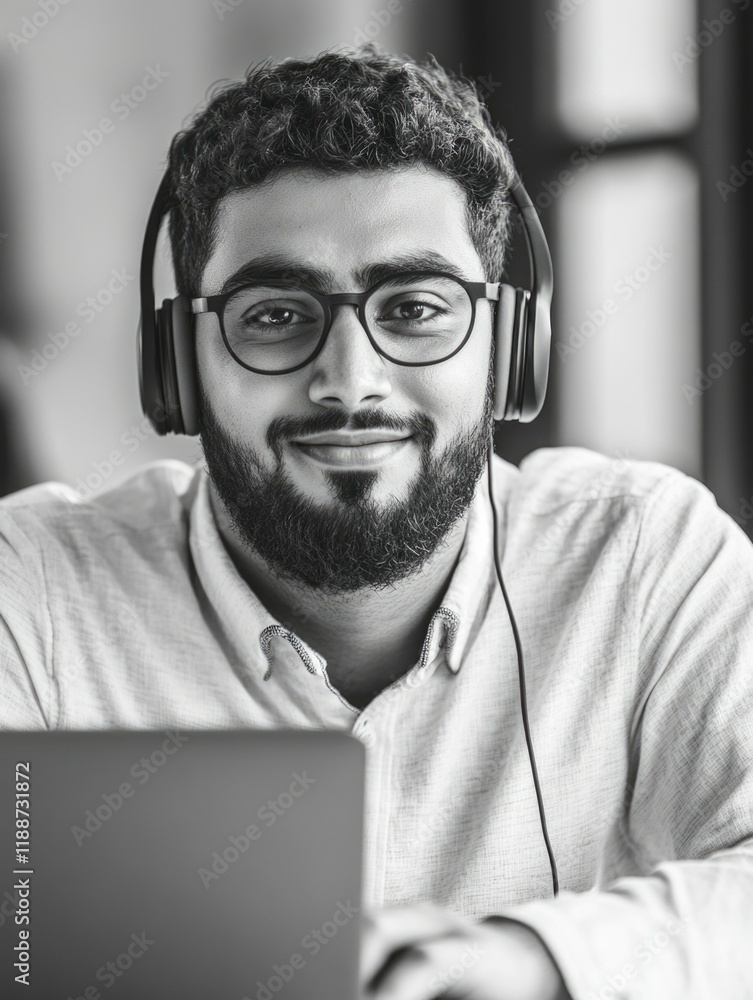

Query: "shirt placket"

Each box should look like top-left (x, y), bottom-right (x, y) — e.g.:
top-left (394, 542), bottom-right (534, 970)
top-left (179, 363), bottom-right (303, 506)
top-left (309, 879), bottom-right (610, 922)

top-left (351, 700), bottom-right (398, 909)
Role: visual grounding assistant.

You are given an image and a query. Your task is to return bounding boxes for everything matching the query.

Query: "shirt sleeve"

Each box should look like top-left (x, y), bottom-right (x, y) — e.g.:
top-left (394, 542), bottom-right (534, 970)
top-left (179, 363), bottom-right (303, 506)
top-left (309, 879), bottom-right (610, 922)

top-left (0, 510), bottom-right (53, 729)
top-left (491, 468), bottom-right (753, 1000)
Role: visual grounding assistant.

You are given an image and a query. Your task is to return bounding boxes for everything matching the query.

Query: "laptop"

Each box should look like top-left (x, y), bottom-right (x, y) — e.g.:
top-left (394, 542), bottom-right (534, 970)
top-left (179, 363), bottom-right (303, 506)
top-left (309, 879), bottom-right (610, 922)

top-left (0, 728), bottom-right (365, 999)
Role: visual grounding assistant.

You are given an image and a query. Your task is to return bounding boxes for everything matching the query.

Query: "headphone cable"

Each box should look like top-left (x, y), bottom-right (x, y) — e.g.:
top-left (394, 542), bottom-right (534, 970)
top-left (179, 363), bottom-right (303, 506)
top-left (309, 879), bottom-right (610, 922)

top-left (487, 435), bottom-right (559, 897)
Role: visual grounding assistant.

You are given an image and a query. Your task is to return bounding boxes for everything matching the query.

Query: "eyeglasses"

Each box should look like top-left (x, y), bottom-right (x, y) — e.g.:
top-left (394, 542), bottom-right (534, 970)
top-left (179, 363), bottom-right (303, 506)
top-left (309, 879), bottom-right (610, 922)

top-left (191, 271), bottom-right (500, 375)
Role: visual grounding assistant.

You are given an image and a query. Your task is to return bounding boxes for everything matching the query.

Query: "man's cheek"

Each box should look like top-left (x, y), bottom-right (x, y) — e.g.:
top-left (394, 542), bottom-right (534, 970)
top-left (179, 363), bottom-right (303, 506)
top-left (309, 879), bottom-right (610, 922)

top-left (434, 388), bottom-right (487, 430)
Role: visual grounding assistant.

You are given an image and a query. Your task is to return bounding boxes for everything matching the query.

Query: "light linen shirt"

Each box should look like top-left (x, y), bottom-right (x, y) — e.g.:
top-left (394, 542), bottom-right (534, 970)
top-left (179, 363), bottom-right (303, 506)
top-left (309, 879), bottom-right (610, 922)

top-left (1, 447), bottom-right (752, 1000)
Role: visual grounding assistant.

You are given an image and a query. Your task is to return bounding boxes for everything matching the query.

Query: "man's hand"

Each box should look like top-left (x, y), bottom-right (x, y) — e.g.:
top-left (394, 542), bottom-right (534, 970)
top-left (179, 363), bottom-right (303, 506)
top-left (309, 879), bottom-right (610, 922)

top-left (359, 902), bottom-right (570, 1000)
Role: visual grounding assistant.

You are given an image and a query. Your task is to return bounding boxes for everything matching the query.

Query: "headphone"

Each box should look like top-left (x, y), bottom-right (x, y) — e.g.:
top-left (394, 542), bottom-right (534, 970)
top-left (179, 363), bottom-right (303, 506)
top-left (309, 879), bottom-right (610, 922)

top-left (138, 170), bottom-right (552, 434)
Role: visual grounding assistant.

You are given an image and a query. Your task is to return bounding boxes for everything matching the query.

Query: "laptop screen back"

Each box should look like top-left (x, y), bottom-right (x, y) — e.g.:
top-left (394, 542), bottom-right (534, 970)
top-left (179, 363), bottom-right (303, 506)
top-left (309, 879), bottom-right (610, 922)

top-left (0, 729), bottom-right (364, 1000)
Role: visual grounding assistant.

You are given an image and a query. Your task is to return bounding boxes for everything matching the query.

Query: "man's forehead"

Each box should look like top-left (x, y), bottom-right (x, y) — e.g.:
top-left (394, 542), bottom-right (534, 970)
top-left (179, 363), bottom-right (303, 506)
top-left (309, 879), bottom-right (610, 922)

top-left (201, 166), bottom-right (483, 293)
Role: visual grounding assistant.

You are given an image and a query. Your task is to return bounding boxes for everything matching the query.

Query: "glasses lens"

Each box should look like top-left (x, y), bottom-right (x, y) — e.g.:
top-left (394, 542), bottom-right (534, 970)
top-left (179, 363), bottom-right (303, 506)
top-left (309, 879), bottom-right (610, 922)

top-left (222, 285), bottom-right (325, 372)
top-left (365, 275), bottom-right (473, 362)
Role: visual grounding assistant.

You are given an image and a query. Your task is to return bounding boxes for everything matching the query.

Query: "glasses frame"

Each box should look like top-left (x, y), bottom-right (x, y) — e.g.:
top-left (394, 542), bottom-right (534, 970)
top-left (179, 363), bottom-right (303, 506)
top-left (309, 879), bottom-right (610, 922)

top-left (191, 271), bottom-right (501, 375)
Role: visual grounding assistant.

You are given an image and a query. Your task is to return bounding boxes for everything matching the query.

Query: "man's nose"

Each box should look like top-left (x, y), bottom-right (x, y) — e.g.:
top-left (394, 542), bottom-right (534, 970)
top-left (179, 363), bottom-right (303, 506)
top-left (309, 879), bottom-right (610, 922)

top-left (307, 304), bottom-right (392, 411)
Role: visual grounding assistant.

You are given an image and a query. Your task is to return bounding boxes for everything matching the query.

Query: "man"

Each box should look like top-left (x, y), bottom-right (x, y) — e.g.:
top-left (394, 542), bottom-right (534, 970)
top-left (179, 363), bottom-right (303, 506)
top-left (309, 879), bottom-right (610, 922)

top-left (2, 45), bottom-right (752, 1000)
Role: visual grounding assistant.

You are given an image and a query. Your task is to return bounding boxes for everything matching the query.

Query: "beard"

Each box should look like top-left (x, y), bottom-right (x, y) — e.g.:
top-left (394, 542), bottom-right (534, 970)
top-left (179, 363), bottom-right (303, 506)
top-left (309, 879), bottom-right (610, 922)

top-left (198, 374), bottom-right (493, 594)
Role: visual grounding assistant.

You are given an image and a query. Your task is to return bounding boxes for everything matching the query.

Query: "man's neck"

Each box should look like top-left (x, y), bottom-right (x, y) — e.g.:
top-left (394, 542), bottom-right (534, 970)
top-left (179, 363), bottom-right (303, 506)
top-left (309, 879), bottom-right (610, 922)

top-left (207, 482), bottom-right (468, 709)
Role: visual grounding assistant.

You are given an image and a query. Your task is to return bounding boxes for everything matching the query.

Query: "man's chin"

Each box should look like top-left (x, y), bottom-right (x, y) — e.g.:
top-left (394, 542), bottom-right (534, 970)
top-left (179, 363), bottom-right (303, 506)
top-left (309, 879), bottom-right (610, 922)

top-left (286, 467), bottom-right (411, 509)
top-left (283, 438), bottom-right (421, 505)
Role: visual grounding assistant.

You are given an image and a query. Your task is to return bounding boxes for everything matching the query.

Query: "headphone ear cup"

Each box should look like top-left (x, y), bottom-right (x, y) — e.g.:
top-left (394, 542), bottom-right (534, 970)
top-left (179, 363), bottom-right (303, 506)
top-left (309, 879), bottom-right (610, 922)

top-left (171, 295), bottom-right (199, 435)
top-left (518, 287), bottom-right (551, 423)
top-left (494, 284), bottom-right (530, 422)
top-left (138, 306), bottom-right (172, 436)
top-left (156, 298), bottom-right (183, 434)
top-left (493, 284), bottom-right (515, 421)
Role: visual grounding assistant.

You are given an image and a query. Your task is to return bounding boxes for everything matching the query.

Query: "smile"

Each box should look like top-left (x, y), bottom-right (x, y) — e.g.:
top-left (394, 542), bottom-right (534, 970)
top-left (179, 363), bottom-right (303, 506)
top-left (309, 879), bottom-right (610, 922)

top-left (290, 433), bottom-right (413, 468)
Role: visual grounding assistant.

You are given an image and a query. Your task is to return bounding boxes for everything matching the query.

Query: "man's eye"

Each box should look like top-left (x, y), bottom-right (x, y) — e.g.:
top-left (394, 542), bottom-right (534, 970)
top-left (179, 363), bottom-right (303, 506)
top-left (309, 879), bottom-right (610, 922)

top-left (379, 299), bottom-right (447, 323)
top-left (242, 306), bottom-right (316, 327)
top-left (249, 308), bottom-right (297, 325)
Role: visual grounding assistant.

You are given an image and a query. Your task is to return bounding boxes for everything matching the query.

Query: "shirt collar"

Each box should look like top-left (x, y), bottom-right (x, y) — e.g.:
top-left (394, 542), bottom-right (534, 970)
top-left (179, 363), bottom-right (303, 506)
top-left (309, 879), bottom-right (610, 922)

top-left (188, 458), bottom-right (515, 681)
top-left (188, 471), bottom-right (325, 679)
top-left (418, 458), bottom-right (512, 675)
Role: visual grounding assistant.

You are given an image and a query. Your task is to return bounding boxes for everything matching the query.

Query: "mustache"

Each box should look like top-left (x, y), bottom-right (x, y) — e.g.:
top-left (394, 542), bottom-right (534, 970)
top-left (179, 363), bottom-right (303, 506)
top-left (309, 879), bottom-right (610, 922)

top-left (266, 410), bottom-right (437, 460)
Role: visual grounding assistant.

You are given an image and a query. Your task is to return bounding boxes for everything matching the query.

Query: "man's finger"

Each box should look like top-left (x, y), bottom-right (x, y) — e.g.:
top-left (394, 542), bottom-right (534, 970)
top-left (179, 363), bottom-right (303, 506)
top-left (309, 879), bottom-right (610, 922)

top-left (359, 903), bottom-right (471, 990)
top-left (364, 933), bottom-right (487, 1000)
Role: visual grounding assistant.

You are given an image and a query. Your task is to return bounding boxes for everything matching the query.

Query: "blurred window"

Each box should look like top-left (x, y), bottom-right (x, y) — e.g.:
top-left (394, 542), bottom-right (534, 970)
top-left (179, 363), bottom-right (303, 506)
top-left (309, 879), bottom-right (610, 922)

top-left (553, 0), bottom-right (698, 139)
top-left (549, 0), bottom-right (701, 475)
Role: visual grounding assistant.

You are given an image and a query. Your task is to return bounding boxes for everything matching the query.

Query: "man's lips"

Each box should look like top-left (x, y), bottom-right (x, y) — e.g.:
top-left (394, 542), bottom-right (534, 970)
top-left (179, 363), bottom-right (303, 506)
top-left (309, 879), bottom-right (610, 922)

top-left (289, 430), bottom-right (413, 467)
top-left (290, 430), bottom-right (412, 447)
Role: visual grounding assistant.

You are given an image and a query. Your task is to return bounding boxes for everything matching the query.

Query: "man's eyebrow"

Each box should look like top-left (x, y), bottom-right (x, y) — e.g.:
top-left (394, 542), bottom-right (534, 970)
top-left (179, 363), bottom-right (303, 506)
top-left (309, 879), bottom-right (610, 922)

top-left (219, 251), bottom-right (473, 295)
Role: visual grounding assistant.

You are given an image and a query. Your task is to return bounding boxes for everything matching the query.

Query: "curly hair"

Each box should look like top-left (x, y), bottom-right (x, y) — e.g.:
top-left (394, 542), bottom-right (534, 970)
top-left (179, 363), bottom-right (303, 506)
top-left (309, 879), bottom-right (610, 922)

top-left (166, 44), bottom-right (516, 296)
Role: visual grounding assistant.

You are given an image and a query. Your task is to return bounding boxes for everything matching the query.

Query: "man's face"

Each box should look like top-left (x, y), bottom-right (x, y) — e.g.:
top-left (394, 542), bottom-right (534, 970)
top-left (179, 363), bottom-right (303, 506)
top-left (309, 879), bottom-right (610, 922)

top-left (196, 165), bottom-right (495, 592)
